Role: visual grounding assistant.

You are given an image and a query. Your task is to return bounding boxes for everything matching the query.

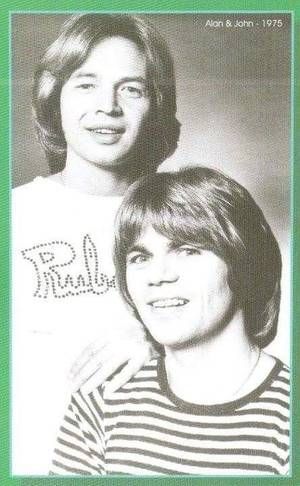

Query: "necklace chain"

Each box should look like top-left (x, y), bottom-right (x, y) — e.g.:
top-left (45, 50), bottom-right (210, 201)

top-left (231, 347), bottom-right (261, 399)
top-left (166, 347), bottom-right (262, 404)
top-left (59, 170), bottom-right (65, 186)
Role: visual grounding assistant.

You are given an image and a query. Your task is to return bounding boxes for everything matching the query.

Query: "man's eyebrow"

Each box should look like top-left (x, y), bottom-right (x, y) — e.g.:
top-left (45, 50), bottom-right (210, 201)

top-left (168, 240), bottom-right (183, 250)
top-left (127, 243), bottom-right (151, 255)
top-left (118, 76), bottom-right (147, 85)
top-left (70, 71), bottom-right (97, 79)
top-left (70, 72), bottom-right (147, 84)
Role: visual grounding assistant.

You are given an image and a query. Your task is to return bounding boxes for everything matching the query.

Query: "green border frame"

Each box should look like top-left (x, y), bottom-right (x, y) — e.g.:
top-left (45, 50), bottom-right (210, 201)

top-left (1, 0), bottom-right (299, 485)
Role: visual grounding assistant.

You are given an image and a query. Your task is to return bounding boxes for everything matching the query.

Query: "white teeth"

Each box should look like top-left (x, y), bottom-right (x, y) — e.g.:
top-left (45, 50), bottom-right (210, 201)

top-left (93, 128), bottom-right (118, 134)
top-left (151, 298), bottom-right (187, 308)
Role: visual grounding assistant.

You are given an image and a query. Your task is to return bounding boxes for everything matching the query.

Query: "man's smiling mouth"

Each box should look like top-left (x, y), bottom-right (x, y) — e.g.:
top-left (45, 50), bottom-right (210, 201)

top-left (85, 126), bottom-right (125, 144)
top-left (87, 126), bottom-right (125, 134)
top-left (149, 298), bottom-right (189, 309)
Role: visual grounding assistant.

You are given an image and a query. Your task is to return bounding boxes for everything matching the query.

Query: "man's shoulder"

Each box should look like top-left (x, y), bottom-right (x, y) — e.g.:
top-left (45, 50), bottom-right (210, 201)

top-left (130, 357), bottom-right (159, 382)
top-left (12, 177), bottom-right (45, 202)
top-left (104, 357), bottom-right (160, 395)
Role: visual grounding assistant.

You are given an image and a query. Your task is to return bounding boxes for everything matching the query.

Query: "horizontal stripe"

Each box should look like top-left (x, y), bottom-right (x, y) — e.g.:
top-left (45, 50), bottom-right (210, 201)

top-left (106, 449), bottom-right (284, 472)
top-left (70, 399), bottom-right (100, 437)
top-left (107, 457), bottom-right (280, 475)
top-left (268, 386), bottom-right (289, 397)
top-left (106, 439), bottom-right (286, 465)
top-left (256, 397), bottom-right (289, 409)
top-left (53, 448), bottom-right (100, 473)
top-left (58, 437), bottom-right (104, 462)
top-left (107, 434), bottom-right (288, 460)
top-left (59, 426), bottom-right (86, 444)
top-left (60, 419), bottom-right (99, 445)
top-left (51, 459), bottom-right (94, 475)
top-left (104, 400), bottom-right (289, 422)
top-left (104, 396), bottom-right (288, 422)
top-left (104, 410), bottom-right (289, 434)
top-left (276, 375), bottom-right (289, 386)
top-left (109, 428), bottom-right (288, 451)
top-left (73, 395), bottom-right (104, 436)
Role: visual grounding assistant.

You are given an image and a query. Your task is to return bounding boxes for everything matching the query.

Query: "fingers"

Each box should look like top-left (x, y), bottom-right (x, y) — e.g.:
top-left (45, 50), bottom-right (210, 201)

top-left (69, 340), bottom-right (107, 382)
top-left (69, 335), bottom-right (158, 395)
top-left (69, 325), bottom-right (146, 382)
top-left (106, 341), bottom-right (154, 393)
top-left (105, 362), bottom-right (139, 394)
top-left (69, 344), bottom-right (119, 391)
top-left (105, 351), bottom-right (150, 393)
top-left (79, 354), bottom-right (128, 395)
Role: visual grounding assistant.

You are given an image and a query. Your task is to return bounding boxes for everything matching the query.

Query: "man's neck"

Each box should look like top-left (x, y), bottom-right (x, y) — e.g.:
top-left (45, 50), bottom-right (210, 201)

top-left (52, 155), bottom-right (134, 197)
top-left (164, 310), bottom-right (259, 404)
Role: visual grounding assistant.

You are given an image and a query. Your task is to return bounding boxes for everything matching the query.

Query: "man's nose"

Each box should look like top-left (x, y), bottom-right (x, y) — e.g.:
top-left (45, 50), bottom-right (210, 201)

top-left (95, 86), bottom-right (122, 116)
top-left (148, 257), bottom-right (179, 286)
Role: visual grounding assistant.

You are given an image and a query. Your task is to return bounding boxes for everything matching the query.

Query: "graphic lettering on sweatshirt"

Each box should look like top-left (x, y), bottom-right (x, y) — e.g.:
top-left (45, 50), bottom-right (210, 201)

top-left (21, 234), bottom-right (115, 299)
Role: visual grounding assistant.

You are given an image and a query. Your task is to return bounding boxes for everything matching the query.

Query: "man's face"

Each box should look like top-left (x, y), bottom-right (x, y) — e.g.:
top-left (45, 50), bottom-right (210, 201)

top-left (60, 36), bottom-right (151, 169)
top-left (126, 226), bottom-right (236, 351)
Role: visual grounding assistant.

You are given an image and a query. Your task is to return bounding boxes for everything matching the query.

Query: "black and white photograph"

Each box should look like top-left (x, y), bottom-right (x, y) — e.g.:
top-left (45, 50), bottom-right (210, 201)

top-left (11, 13), bottom-right (291, 476)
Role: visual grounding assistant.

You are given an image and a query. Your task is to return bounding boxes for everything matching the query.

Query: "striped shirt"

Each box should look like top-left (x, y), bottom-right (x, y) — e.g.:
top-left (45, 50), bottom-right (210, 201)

top-left (51, 357), bottom-right (289, 476)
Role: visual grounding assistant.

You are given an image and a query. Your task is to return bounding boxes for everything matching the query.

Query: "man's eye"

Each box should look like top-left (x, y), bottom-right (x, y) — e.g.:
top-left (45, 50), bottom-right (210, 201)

top-left (119, 85), bottom-right (145, 98)
top-left (127, 253), bottom-right (148, 264)
top-left (177, 246), bottom-right (202, 257)
top-left (76, 83), bottom-right (95, 90)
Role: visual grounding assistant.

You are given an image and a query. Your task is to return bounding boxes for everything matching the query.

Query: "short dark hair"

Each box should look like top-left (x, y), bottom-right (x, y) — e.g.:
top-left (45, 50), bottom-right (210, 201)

top-left (114, 167), bottom-right (282, 348)
top-left (32, 14), bottom-right (180, 175)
